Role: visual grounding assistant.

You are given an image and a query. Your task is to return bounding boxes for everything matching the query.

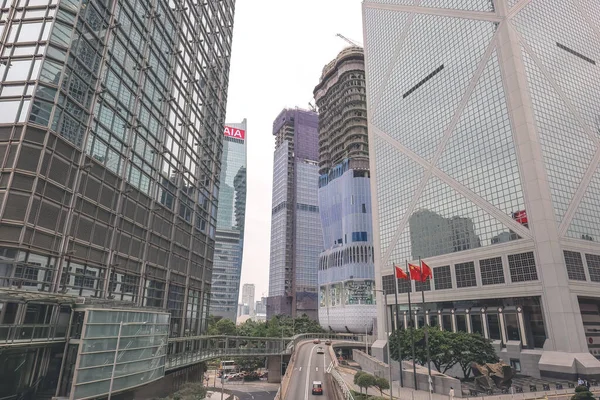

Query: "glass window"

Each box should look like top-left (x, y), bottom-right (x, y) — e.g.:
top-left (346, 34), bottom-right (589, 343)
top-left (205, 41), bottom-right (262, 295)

top-left (17, 22), bottom-right (43, 42)
top-left (487, 313), bottom-right (502, 340)
top-left (0, 100), bottom-right (21, 123)
top-left (471, 314), bottom-right (483, 335)
top-left (442, 314), bottom-right (452, 331)
top-left (505, 313), bottom-right (520, 341)
top-left (456, 314), bottom-right (467, 332)
top-left (5, 60), bottom-right (32, 81)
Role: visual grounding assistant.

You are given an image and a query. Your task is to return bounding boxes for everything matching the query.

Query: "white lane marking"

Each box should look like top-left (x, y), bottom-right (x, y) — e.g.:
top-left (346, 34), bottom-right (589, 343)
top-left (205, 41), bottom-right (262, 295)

top-left (304, 345), bottom-right (318, 400)
top-left (299, 367), bottom-right (302, 372)
top-left (316, 367), bottom-right (319, 372)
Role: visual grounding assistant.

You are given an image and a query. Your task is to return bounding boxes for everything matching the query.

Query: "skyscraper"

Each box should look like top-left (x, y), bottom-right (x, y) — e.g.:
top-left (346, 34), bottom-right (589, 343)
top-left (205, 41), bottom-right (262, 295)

top-left (364, 0), bottom-right (600, 378)
top-left (313, 47), bottom-right (376, 333)
top-left (0, 0), bottom-right (236, 397)
top-left (241, 283), bottom-right (255, 316)
top-left (267, 108), bottom-right (322, 320)
top-left (210, 120), bottom-right (248, 321)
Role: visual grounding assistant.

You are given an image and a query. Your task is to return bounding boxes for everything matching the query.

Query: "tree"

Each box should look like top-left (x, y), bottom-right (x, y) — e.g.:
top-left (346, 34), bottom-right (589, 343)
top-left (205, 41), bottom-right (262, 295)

top-left (354, 371), bottom-right (365, 394)
top-left (454, 332), bottom-right (499, 378)
top-left (207, 317), bottom-right (237, 336)
top-left (374, 377), bottom-right (390, 397)
top-left (356, 373), bottom-right (376, 398)
top-left (572, 385), bottom-right (596, 400)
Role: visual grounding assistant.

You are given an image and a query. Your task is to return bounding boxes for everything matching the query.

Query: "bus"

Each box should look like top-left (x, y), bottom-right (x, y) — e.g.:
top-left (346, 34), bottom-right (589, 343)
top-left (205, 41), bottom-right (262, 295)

top-left (219, 360), bottom-right (237, 372)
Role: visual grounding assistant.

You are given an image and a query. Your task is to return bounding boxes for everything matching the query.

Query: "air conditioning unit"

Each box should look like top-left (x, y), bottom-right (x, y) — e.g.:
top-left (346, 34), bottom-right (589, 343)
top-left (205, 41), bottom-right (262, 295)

top-left (76, 297), bottom-right (86, 305)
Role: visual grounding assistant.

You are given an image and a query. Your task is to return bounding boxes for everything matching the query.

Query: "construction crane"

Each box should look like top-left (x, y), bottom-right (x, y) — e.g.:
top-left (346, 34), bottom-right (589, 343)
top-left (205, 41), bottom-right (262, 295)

top-left (336, 33), bottom-right (362, 47)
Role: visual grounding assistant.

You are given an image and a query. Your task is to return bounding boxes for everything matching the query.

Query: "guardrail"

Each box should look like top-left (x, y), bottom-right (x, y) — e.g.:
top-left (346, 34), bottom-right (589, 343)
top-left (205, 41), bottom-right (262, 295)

top-left (328, 364), bottom-right (355, 400)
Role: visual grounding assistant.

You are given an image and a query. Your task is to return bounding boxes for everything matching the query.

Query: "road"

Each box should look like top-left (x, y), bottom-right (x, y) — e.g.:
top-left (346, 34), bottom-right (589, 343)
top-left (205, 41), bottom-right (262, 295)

top-left (226, 382), bottom-right (278, 400)
top-left (284, 341), bottom-right (334, 400)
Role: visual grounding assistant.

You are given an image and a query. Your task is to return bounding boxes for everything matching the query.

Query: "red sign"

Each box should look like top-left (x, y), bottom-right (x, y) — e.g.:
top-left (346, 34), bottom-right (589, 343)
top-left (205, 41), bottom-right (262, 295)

top-left (224, 126), bottom-right (245, 140)
top-left (512, 210), bottom-right (528, 225)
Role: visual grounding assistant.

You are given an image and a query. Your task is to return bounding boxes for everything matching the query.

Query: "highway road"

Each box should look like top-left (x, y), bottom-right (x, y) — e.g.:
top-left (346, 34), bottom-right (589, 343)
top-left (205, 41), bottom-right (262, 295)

top-left (284, 341), bottom-right (335, 400)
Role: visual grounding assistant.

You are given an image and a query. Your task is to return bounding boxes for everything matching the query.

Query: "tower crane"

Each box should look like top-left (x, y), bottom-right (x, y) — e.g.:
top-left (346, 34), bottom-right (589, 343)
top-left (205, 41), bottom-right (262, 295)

top-left (336, 33), bottom-right (363, 47)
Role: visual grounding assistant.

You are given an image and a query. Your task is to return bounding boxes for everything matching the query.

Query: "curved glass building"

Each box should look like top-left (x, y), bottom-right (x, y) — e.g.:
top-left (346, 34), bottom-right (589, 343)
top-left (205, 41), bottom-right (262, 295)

top-left (314, 47), bottom-right (376, 333)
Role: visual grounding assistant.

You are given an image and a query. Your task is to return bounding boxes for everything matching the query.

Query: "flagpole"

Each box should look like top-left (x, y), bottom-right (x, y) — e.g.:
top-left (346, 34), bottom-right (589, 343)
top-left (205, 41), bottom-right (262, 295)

top-left (393, 266), bottom-right (404, 388)
top-left (420, 257), bottom-right (433, 397)
top-left (406, 260), bottom-right (417, 390)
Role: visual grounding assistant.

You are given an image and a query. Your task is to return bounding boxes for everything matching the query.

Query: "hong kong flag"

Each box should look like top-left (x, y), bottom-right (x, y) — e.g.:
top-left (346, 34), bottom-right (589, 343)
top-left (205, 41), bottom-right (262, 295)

top-left (395, 264), bottom-right (409, 280)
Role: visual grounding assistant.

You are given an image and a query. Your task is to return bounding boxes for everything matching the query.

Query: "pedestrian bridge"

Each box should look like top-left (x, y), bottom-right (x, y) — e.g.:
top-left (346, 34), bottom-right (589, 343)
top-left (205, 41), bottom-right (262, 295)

top-left (166, 333), bottom-right (370, 371)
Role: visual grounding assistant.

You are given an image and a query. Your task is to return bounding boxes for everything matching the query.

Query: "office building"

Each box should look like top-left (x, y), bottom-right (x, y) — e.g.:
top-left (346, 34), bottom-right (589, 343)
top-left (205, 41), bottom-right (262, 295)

top-left (255, 296), bottom-right (267, 315)
top-left (209, 120), bottom-right (248, 321)
top-left (313, 47), bottom-right (376, 332)
top-left (364, 0), bottom-right (600, 379)
top-left (241, 283), bottom-right (255, 316)
top-left (267, 108), bottom-right (322, 320)
top-left (0, 0), bottom-right (236, 398)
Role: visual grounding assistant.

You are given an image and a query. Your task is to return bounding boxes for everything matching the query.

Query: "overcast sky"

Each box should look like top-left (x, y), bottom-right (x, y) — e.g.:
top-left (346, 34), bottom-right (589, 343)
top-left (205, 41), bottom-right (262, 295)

top-left (225, 0), bottom-right (364, 301)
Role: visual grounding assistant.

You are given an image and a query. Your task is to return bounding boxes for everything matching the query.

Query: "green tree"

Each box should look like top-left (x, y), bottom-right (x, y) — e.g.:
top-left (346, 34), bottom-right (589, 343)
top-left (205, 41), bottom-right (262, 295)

top-left (374, 377), bottom-right (390, 397)
top-left (207, 318), bottom-right (237, 336)
top-left (572, 385), bottom-right (596, 400)
top-left (454, 332), bottom-right (499, 378)
top-left (354, 371), bottom-right (366, 394)
top-left (356, 373), bottom-right (376, 398)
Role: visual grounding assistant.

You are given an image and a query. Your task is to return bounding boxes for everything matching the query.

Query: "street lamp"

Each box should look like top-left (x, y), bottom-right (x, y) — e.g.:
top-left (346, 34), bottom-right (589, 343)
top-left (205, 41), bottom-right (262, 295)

top-left (280, 326), bottom-right (285, 398)
top-left (108, 321), bottom-right (148, 400)
top-left (374, 289), bottom-right (393, 400)
top-left (364, 323), bottom-right (369, 354)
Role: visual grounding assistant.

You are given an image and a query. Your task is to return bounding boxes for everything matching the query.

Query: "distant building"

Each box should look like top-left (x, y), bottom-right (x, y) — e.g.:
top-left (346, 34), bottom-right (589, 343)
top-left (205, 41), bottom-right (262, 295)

top-left (314, 47), bottom-right (376, 333)
top-left (210, 120), bottom-right (248, 322)
top-left (267, 109), bottom-right (322, 320)
top-left (255, 296), bottom-right (267, 315)
top-left (241, 283), bottom-right (255, 316)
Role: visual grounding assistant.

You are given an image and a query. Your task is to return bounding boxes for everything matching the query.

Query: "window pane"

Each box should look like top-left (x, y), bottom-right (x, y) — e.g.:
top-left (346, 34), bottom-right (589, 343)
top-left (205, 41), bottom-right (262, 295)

top-left (0, 100), bottom-right (21, 123)
top-left (505, 313), bottom-right (520, 341)
top-left (5, 60), bottom-right (32, 81)
top-left (487, 314), bottom-right (501, 340)
top-left (17, 22), bottom-right (43, 42)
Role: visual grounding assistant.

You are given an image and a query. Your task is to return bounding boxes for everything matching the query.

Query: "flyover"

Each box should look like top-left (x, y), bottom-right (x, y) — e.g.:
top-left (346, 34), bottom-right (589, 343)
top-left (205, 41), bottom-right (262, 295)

top-left (166, 333), bottom-right (371, 371)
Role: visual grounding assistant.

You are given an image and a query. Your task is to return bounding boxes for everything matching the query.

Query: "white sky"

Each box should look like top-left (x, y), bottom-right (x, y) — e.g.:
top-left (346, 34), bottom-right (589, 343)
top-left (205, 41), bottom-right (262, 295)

top-left (225, 0), bottom-right (364, 301)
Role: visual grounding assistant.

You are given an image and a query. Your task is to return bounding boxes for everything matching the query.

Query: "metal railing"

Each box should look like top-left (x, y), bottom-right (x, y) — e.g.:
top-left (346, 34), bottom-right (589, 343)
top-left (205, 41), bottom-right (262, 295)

top-left (329, 365), bottom-right (355, 400)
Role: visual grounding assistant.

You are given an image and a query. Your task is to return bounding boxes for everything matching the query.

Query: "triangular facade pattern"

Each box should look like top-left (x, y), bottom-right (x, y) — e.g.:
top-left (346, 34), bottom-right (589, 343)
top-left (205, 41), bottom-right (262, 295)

top-left (520, 47), bottom-right (596, 226)
top-left (567, 166), bottom-right (600, 242)
top-left (419, 0), bottom-right (494, 12)
top-left (372, 14), bottom-right (496, 162)
top-left (511, 0), bottom-right (600, 140)
top-left (507, 0), bottom-right (521, 9)
top-left (374, 135), bottom-right (425, 256)
top-left (438, 50), bottom-right (526, 218)
top-left (387, 175), bottom-right (522, 263)
top-left (364, 8), bottom-right (411, 108)
top-left (576, 0), bottom-right (600, 35)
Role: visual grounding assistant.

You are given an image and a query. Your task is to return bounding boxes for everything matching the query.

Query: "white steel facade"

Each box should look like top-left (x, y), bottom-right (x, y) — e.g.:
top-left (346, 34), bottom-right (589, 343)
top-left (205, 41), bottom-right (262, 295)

top-left (364, 0), bottom-right (600, 379)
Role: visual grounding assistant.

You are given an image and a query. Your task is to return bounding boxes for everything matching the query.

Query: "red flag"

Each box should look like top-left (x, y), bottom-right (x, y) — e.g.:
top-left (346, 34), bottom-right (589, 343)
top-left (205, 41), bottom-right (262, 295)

top-left (395, 264), bottom-right (409, 280)
top-left (408, 264), bottom-right (422, 281)
top-left (420, 260), bottom-right (433, 281)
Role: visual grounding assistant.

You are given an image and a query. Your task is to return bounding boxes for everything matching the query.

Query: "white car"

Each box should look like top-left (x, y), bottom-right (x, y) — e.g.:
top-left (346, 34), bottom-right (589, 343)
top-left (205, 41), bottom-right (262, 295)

top-left (317, 347), bottom-right (324, 354)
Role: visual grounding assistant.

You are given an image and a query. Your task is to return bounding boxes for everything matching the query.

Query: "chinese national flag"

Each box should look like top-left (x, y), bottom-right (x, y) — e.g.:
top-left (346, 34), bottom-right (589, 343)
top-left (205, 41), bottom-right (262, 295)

top-left (408, 264), bottom-right (422, 281)
top-left (395, 264), bottom-right (409, 280)
top-left (421, 260), bottom-right (433, 281)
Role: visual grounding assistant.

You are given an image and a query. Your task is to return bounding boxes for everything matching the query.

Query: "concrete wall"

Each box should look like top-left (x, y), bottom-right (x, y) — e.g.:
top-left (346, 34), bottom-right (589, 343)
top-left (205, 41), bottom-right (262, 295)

top-left (353, 349), bottom-right (463, 397)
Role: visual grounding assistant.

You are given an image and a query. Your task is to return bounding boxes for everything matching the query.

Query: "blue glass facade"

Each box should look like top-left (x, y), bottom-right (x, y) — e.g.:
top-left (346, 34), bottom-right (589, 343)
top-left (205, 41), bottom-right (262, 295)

top-left (210, 120), bottom-right (247, 321)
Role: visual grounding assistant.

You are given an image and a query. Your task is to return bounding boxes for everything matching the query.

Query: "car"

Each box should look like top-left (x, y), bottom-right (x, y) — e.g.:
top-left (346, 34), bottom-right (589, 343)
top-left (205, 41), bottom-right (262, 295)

top-left (313, 338), bottom-right (320, 344)
top-left (312, 381), bottom-right (323, 395)
top-left (325, 339), bottom-right (332, 346)
top-left (316, 347), bottom-right (324, 354)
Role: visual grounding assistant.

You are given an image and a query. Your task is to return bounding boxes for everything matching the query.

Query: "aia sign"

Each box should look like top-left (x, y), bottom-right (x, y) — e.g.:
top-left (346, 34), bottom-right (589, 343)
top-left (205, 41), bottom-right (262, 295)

top-left (224, 126), bottom-right (245, 140)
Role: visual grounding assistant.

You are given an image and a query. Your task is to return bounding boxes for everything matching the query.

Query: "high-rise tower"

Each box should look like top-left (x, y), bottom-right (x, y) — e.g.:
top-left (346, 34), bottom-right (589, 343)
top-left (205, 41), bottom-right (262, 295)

top-left (314, 47), bottom-right (376, 332)
top-left (363, 0), bottom-right (600, 378)
top-left (0, 0), bottom-right (236, 397)
top-left (267, 108), bottom-right (322, 320)
top-left (210, 120), bottom-right (247, 321)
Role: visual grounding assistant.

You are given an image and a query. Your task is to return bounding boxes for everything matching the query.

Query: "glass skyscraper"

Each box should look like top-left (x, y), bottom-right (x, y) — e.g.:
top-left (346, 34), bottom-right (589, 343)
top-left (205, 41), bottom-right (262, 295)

top-left (0, 0), bottom-right (236, 397)
top-left (364, 0), bottom-right (600, 379)
top-left (210, 120), bottom-right (247, 321)
top-left (267, 108), bottom-right (322, 320)
top-left (314, 47), bottom-right (376, 333)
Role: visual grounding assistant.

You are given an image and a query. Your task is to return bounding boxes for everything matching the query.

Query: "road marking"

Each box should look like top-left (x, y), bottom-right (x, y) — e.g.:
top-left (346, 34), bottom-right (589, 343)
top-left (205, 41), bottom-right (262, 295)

top-left (304, 345), bottom-right (318, 400)
top-left (316, 367), bottom-right (318, 372)
top-left (299, 367), bottom-right (302, 372)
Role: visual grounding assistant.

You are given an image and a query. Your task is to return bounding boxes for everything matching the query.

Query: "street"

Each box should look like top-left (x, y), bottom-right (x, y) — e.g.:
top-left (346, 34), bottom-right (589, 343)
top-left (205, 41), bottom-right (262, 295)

top-left (284, 341), bottom-right (334, 400)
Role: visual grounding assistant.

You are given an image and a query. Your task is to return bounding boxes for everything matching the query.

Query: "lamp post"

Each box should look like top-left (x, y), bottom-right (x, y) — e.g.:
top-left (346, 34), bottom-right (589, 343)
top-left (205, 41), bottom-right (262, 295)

top-left (280, 327), bottom-right (285, 398)
top-left (108, 321), bottom-right (147, 400)
top-left (374, 289), bottom-right (393, 400)
top-left (364, 323), bottom-right (369, 354)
